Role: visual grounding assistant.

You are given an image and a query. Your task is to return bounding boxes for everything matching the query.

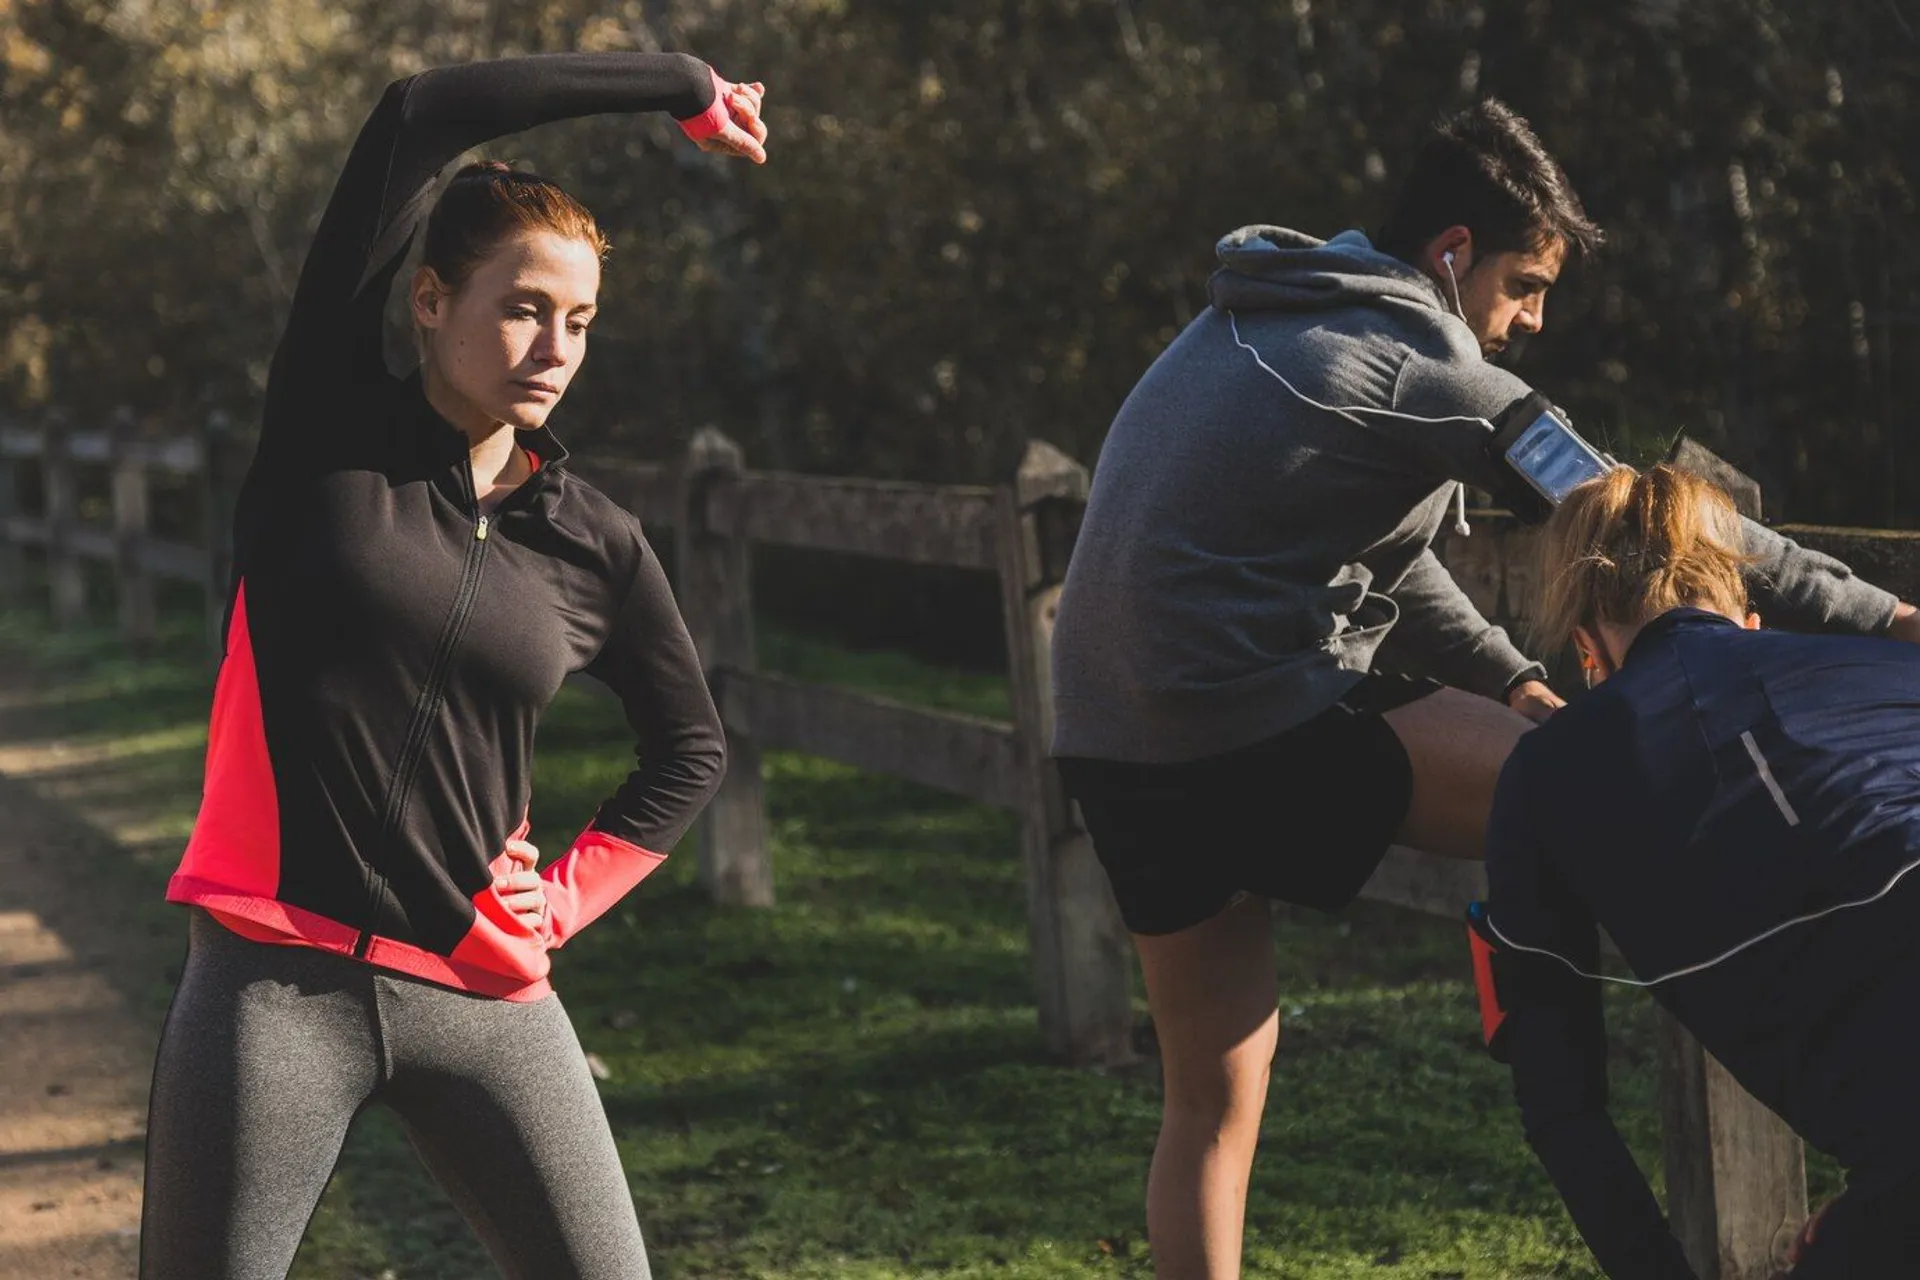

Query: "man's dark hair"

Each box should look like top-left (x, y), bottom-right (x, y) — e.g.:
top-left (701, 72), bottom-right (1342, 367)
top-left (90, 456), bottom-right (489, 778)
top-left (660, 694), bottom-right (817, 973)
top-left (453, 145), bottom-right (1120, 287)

top-left (1376, 99), bottom-right (1603, 266)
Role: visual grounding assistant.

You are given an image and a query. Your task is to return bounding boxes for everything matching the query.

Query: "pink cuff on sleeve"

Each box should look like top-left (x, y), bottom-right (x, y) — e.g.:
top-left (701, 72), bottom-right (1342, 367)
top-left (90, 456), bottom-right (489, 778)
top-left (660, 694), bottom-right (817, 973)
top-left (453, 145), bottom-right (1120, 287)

top-left (676, 67), bottom-right (732, 143)
top-left (539, 829), bottom-right (668, 947)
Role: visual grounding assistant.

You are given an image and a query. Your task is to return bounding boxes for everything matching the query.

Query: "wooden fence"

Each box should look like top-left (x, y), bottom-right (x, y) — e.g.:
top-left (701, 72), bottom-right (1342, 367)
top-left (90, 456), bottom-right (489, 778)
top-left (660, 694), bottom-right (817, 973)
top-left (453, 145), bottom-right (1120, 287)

top-left (579, 429), bottom-right (1137, 1069)
top-left (7, 418), bottom-right (1918, 1277)
top-left (0, 410), bottom-right (244, 651)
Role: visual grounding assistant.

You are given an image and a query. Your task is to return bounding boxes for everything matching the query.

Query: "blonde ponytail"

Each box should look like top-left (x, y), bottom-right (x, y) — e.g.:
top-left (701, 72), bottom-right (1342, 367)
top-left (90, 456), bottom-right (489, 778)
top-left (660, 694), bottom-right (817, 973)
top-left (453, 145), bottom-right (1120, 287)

top-left (1532, 464), bottom-right (1751, 654)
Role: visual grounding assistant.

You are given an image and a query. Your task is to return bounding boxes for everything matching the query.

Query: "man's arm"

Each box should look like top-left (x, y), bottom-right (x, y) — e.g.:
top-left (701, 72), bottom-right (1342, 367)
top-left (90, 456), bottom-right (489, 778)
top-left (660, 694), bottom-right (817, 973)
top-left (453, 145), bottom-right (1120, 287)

top-left (1739, 518), bottom-right (1909, 638)
top-left (1377, 546), bottom-right (1561, 719)
top-left (1385, 345), bottom-right (1538, 494)
top-left (1397, 340), bottom-right (1920, 642)
top-left (1390, 331), bottom-right (1920, 645)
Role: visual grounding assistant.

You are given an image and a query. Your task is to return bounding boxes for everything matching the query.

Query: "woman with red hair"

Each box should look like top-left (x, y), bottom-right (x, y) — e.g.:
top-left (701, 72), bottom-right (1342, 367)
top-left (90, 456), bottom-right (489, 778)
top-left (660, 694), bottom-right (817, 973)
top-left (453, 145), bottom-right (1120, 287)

top-left (141, 52), bottom-right (765, 1278)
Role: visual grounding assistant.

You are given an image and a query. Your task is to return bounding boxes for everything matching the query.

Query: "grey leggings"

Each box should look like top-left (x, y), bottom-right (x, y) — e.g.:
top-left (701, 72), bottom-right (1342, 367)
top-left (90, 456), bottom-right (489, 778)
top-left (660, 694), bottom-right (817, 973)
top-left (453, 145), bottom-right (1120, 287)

top-left (140, 910), bottom-right (651, 1280)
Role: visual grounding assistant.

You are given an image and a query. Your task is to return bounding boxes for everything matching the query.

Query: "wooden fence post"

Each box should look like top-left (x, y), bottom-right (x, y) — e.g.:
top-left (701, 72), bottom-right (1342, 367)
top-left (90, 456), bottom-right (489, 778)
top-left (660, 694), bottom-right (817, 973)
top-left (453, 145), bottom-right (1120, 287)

top-left (676, 427), bottom-right (774, 906)
top-left (42, 411), bottom-right (85, 625)
top-left (1669, 435), bottom-right (1764, 520)
top-left (110, 407), bottom-right (156, 649)
top-left (0, 429), bottom-right (20, 597)
top-left (201, 410), bottom-right (238, 655)
top-left (995, 440), bottom-right (1135, 1066)
top-left (1659, 1015), bottom-right (1809, 1278)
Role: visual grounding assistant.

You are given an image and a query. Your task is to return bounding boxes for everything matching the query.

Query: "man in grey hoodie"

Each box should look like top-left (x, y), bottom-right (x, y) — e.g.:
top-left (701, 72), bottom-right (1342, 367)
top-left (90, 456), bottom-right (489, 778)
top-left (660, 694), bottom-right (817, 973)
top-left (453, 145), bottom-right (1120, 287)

top-left (1050, 100), bottom-right (1920, 1279)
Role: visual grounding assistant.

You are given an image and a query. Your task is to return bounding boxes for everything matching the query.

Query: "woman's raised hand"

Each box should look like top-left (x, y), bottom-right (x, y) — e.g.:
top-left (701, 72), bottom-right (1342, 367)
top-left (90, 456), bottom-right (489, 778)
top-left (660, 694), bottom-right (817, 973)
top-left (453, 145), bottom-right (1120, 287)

top-left (694, 77), bottom-right (768, 164)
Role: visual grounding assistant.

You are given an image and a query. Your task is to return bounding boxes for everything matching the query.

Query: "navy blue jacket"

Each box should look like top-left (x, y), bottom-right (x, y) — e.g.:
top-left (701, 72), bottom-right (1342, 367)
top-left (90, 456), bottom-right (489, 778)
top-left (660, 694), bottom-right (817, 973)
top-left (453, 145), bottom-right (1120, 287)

top-left (1485, 608), bottom-right (1920, 1277)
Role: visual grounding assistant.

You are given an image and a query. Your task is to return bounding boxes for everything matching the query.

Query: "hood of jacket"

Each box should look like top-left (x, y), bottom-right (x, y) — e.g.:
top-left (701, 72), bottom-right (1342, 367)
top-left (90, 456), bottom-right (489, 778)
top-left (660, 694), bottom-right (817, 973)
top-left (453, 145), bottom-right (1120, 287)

top-left (1207, 226), bottom-right (1455, 320)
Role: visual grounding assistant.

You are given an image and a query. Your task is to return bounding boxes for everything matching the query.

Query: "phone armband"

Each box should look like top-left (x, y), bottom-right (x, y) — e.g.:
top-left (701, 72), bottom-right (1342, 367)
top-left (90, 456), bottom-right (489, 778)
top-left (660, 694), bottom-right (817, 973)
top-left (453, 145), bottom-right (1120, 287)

top-left (1487, 392), bottom-right (1614, 522)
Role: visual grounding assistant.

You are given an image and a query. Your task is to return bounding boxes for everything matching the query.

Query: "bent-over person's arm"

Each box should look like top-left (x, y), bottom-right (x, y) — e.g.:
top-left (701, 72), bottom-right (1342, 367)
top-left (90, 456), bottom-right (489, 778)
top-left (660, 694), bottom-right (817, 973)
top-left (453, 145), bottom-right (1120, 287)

top-left (1485, 749), bottom-right (1698, 1279)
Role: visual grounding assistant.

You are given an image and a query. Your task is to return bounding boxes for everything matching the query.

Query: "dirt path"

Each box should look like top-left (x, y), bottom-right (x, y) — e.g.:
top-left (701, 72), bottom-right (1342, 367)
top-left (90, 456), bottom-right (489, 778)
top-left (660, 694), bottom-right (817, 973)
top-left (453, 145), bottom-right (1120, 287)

top-left (0, 704), bottom-right (174, 1277)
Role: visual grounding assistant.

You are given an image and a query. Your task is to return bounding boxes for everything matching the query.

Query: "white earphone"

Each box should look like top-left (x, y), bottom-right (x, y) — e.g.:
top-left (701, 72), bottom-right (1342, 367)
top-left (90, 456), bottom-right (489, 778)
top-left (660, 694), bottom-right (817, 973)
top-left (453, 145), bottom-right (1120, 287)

top-left (1439, 249), bottom-right (1467, 321)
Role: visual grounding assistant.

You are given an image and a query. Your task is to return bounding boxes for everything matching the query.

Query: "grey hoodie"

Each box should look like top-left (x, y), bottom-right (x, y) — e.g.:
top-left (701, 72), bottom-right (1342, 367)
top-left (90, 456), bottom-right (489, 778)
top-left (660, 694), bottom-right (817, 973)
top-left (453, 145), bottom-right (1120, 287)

top-left (1049, 227), bottom-right (1897, 764)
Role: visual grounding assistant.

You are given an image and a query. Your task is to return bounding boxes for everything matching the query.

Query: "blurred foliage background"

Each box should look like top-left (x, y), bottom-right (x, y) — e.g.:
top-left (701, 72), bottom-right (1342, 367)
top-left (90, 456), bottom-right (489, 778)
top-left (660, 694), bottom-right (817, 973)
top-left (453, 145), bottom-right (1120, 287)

top-left (5, 0), bottom-right (1918, 525)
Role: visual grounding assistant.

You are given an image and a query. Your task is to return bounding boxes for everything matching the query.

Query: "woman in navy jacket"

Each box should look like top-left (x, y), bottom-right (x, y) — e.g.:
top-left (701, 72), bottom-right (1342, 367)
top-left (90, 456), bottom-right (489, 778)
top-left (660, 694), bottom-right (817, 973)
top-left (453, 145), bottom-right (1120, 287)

top-left (1478, 464), bottom-right (1920, 1277)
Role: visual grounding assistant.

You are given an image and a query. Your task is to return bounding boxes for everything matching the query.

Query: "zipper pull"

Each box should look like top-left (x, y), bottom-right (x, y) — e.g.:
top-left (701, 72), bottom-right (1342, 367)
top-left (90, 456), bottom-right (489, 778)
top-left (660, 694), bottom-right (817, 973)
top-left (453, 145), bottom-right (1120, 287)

top-left (475, 516), bottom-right (489, 542)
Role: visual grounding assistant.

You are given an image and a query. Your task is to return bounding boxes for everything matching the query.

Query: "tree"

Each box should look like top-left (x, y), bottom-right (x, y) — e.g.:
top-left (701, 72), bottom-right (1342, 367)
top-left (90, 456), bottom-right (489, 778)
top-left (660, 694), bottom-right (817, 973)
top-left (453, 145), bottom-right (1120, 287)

top-left (8, 0), bottom-right (1919, 525)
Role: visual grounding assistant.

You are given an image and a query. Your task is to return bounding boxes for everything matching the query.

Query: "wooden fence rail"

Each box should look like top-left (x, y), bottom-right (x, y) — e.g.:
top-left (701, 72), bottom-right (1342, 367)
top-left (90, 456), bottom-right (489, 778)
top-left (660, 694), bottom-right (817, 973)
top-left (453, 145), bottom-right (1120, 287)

top-left (0, 414), bottom-right (241, 650)
top-left (579, 429), bottom-right (1137, 1065)
top-left (10, 418), bottom-right (1913, 1277)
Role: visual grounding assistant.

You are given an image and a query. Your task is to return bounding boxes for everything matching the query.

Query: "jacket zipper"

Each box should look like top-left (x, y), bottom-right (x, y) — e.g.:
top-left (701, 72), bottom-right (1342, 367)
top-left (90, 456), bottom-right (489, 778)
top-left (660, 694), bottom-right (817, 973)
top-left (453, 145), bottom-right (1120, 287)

top-left (354, 512), bottom-right (494, 957)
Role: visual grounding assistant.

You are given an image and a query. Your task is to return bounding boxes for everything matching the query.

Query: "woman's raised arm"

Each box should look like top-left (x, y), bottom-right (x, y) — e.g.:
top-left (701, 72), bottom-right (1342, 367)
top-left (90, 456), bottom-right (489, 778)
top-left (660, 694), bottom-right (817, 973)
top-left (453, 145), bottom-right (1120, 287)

top-left (257, 53), bottom-right (757, 468)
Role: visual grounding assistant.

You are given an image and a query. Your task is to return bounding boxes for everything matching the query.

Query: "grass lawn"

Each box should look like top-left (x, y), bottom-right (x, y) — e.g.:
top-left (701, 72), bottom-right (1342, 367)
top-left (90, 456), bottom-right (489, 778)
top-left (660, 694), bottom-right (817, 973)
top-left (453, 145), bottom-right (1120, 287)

top-left (0, 587), bottom-right (1828, 1279)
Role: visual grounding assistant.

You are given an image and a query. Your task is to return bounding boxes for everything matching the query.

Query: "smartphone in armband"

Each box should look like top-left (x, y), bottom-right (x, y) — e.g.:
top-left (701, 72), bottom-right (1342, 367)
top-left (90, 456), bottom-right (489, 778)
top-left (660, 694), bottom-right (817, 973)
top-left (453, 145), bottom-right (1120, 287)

top-left (1505, 406), bottom-right (1611, 505)
top-left (1489, 394), bottom-right (1613, 515)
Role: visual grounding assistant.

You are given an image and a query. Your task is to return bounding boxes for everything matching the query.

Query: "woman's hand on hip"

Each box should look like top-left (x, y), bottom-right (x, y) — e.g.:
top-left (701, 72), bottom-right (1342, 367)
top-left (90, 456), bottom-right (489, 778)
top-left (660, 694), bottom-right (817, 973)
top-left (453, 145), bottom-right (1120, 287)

top-left (695, 76), bottom-right (768, 164)
top-left (496, 837), bottom-right (550, 934)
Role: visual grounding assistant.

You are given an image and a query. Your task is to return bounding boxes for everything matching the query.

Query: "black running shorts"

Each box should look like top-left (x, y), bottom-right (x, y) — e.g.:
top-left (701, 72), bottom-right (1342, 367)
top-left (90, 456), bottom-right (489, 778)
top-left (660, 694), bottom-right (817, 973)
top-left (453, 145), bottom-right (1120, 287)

top-left (1057, 673), bottom-right (1436, 936)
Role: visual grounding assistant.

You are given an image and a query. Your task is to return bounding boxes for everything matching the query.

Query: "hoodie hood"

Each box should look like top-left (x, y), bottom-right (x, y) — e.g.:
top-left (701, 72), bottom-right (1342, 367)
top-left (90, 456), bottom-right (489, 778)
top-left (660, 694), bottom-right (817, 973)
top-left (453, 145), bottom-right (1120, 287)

top-left (1208, 226), bottom-right (1452, 318)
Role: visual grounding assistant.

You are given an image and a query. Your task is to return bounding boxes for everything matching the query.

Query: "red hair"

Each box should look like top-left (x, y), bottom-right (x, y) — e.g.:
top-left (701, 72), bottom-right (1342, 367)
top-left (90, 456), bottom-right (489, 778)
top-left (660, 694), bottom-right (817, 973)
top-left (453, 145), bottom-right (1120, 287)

top-left (420, 161), bottom-right (609, 288)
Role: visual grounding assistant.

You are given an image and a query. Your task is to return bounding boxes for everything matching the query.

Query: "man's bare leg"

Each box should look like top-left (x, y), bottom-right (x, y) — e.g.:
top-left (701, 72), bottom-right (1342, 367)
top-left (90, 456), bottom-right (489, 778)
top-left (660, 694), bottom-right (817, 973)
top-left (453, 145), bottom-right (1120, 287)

top-left (1382, 685), bottom-right (1535, 860)
top-left (1136, 895), bottom-right (1279, 1279)
top-left (1131, 685), bottom-right (1533, 1278)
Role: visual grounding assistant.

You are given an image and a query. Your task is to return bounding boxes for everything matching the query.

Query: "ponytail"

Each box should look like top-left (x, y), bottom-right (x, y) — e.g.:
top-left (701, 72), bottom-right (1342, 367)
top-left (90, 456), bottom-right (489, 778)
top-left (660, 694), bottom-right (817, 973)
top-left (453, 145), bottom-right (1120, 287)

top-left (1532, 464), bottom-right (1751, 653)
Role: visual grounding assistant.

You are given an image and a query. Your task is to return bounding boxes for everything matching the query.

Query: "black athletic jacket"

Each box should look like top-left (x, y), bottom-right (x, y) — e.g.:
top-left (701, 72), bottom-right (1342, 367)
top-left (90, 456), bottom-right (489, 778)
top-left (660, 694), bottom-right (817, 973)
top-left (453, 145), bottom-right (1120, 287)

top-left (168, 53), bottom-right (731, 999)
top-left (1483, 610), bottom-right (1920, 1275)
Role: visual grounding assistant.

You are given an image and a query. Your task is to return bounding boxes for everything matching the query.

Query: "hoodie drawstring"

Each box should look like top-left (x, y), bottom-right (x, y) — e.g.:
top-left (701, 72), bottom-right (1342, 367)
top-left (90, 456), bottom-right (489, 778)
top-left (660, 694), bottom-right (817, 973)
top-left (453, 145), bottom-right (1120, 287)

top-left (1453, 483), bottom-right (1472, 537)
